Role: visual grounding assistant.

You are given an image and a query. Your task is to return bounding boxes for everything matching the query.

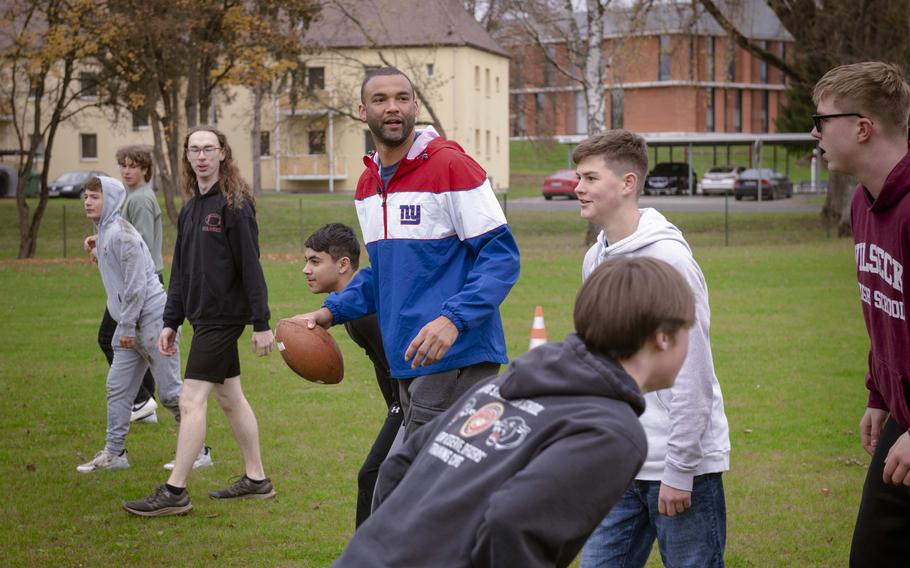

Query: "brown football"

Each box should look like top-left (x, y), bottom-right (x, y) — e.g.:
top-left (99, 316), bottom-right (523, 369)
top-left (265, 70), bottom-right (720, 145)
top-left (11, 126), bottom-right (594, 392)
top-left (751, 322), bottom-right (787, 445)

top-left (275, 318), bottom-right (344, 384)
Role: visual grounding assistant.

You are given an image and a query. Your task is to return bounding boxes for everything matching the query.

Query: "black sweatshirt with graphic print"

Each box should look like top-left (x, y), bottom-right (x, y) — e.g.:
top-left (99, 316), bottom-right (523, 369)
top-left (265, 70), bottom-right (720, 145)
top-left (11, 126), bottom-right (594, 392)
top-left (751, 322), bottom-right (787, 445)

top-left (332, 333), bottom-right (648, 568)
top-left (163, 184), bottom-right (270, 332)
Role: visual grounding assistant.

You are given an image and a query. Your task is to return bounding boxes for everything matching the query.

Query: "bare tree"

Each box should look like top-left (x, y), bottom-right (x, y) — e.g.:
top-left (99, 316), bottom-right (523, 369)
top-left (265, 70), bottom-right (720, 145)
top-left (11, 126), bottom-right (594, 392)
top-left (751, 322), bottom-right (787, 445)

top-left (0, 0), bottom-right (113, 258)
top-left (697, 0), bottom-right (910, 235)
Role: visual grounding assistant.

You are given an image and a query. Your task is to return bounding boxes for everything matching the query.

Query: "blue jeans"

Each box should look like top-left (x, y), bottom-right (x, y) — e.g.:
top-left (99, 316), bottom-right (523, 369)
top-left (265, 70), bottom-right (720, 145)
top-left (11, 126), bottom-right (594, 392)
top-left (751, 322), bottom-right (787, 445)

top-left (580, 473), bottom-right (726, 568)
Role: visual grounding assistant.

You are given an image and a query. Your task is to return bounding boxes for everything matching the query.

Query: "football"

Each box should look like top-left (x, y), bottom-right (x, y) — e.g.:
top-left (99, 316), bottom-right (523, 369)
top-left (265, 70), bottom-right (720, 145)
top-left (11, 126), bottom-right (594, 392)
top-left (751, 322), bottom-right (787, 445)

top-left (275, 318), bottom-right (344, 384)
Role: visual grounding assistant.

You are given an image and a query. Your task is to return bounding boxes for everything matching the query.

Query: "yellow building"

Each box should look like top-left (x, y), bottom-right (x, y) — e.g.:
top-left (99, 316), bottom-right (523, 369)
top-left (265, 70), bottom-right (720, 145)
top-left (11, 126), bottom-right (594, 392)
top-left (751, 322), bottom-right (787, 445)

top-left (1, 0), bottom-right (510, 196)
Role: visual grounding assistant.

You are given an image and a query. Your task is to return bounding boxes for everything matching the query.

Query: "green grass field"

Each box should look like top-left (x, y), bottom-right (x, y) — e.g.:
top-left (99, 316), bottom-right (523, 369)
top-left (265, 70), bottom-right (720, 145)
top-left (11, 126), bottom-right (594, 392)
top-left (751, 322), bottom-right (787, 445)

top-left (0, 191), bottom-right (868, 567)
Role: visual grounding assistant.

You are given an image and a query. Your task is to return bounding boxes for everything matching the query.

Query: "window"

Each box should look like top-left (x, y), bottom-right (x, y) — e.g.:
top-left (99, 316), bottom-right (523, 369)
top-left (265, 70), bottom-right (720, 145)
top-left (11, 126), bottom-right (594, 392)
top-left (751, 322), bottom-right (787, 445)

top-left (575, 91), bottom-right (587, 134)
top-left (307, 67), bottom-right (325, 93)
top-left (485, 130), bottom-right (490, 158)
top-left (779, 43), bottom-right (787, 85)
top-left (659, 36), bottom-right (671, 81)
top-left (759, 41), bottom-right (768, 83)
top-left (308, 130), bottom-right (325, 154)
top-left (80, 72), bottom-right (98, 99)
top-left (535, 93), bottom-right (545, 113)
top-left (426, 63), bottom-right (434, 77)
top-left (760, 90), bottom-right (769, 133)
top-left (610, 88), bottom-right (624, 129)
top-left (29, 135), bottom-right (45, 158)
top-left (132, 108), bottom-right (149, 130)
top-left (260, 131), bottom-right (270, 156)
top-left (475, 129), bottom-right (480, 154)
top-left (727, 46), bottom-right (736, 82)
top-left (485, 68), bottom-right (490, 97)
top-left (544, 46), bottom-right (556, 86)
top-left (734, 90), bottom-right (742, 133)
top-left (513, 94), bottom-right (525, 137)
top-left (707, 37), bottom-right (715, 81)
top-left (496, 135), bottom-right (500, 154)
top-left (80, 133), bottom-right (98, 160)
top-left (706, 88), bottom-right (715, 132)
top-left (495, 76), bottom-right (500, 93)
top-left (475, 66), bottom-right (480, 90)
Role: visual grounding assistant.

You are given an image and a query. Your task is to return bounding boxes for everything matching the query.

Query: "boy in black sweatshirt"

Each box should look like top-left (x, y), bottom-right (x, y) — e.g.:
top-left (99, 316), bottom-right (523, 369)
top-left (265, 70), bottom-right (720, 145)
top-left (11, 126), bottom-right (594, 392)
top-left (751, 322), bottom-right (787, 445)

top-left (332, 256), bottom-right (696, 568)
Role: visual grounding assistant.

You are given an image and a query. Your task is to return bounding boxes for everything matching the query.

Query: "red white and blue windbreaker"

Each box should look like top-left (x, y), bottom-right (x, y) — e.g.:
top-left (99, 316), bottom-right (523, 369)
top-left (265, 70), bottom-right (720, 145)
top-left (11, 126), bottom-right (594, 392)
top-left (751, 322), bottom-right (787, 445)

top-left (323, 128), bottom-right (520, 379)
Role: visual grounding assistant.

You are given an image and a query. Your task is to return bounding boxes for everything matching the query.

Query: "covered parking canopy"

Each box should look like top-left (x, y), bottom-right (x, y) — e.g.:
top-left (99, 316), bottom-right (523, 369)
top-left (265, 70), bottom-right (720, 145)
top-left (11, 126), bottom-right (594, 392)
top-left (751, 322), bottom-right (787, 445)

top-left (555, 132), bottom-right (821, 195)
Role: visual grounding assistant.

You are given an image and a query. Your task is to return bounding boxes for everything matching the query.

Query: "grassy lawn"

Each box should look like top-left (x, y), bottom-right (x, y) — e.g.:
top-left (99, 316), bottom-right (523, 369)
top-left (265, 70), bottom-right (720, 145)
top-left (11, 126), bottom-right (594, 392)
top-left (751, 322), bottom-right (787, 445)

top-left (0, 194), bottom-right (868, 566)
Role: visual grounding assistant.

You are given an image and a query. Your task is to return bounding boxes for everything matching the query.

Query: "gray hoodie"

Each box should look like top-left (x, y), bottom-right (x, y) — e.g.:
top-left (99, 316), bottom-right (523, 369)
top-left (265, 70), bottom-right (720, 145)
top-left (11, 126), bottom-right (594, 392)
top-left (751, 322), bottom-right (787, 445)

top-left (582, 208), bottom-right (730, 491)
top-left (94, 176), bottom-right (166, 337)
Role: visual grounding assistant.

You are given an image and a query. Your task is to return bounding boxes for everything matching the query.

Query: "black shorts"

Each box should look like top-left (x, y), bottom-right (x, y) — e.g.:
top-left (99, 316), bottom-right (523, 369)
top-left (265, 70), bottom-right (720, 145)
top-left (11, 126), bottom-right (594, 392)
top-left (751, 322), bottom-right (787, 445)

top-left (185, 325), bottom-right (245, 383)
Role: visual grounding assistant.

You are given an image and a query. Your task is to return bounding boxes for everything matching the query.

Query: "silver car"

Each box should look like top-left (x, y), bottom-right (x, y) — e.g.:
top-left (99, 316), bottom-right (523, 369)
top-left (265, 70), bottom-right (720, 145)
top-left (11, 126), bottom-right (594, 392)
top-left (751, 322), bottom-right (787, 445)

top-left (701, 165), bottom-right (745, 196)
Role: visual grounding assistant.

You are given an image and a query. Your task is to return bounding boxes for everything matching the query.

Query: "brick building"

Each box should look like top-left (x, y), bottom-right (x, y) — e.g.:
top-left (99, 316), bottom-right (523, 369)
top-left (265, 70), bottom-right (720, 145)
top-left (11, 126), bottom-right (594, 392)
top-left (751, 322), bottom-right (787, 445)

top-left (507, 0), bottom-right (792, 137)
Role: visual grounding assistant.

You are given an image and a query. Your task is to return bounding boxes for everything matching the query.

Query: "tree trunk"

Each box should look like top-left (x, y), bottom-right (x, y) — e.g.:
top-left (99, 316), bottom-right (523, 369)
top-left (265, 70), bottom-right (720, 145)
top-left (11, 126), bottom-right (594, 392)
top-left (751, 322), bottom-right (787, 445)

top-left (185, 57), bottom-right (199, 128)
top-left (822, 170), bottom-right (855, 237)
top-left (251, 84), bottom-right (263, 195)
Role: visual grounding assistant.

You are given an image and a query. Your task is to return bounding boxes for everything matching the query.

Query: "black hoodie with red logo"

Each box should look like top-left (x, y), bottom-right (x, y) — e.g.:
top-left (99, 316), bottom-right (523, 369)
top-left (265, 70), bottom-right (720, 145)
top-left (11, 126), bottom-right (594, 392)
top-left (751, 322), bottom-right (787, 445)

top-left (163, 184), bottom-right (270, 332)
top-left (851, 150), bottom-right (910, 428)
top-left (332, 334), bottom-right (648, 568)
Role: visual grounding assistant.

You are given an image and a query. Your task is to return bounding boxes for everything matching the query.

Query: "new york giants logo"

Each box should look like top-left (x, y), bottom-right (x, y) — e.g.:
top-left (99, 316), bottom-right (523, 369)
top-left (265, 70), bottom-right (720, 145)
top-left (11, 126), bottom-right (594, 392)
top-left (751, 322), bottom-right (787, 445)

top-left (399, 204), bottom-right (421, 225)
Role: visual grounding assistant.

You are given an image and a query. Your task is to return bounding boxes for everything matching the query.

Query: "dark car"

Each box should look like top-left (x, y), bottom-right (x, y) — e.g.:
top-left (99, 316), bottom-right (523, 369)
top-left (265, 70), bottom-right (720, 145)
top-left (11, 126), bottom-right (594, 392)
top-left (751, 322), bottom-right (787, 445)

top-left (541, 169), bottom-right (578, 200)
top-left (47, 170), bottom-right (108, 198)
top-left (733, 168), bottom-right (793, 201)
top-left (644, 162), bottom-right (696, 196)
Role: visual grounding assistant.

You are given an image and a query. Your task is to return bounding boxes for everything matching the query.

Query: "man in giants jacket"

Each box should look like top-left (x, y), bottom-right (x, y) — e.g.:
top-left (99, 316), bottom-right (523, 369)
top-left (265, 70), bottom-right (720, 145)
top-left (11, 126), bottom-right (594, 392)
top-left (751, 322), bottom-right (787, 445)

top-left (296, 67), bottom-right (520, 440)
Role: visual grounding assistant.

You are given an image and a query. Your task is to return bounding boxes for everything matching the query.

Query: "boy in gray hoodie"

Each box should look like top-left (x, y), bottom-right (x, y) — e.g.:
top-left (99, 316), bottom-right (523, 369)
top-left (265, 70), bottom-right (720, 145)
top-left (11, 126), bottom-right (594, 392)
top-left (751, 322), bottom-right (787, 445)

top-left (76, 176), bottom-right (183, 473)
top-left (575, 130), bottom-right (730, 568)
top-left (333, 256), bottom-right (696, 568)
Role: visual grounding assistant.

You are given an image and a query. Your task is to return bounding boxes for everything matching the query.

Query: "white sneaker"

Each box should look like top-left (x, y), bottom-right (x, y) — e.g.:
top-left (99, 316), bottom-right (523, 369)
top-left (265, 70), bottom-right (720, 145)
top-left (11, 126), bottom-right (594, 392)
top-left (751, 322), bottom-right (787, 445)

top-left (136, 412), bottom-right (158, 424)
top-left (77, 449), bottom-right (130, 473)
top-left (131, 398), bottom-right (158, 423)
top-left (163, 446), bottom-right (214, 471)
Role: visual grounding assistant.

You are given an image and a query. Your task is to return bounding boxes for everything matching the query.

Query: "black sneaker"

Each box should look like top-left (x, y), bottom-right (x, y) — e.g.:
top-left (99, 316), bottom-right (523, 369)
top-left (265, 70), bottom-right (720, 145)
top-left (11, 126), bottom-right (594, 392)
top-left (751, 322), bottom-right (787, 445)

top-left (208, 476), bottom-right (276, 500)
top-left (123, 485), bottom-right (192, 517)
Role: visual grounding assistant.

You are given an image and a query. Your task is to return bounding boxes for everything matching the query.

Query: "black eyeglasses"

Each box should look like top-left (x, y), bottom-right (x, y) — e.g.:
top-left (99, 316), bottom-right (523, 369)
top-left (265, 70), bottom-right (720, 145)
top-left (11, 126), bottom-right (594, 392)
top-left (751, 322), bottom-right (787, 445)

top-left (812, 113), bottom-right (866, 133)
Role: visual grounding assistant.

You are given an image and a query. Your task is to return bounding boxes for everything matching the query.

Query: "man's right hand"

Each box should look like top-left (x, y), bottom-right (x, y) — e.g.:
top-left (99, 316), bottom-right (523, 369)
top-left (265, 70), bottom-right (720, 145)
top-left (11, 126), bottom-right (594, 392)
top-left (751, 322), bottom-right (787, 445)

top-left (860, 407), bottom-right (889, 456)
top-left (158, 327), bottom-right (178, 357)
top-left (290, 308), bottom-right (334, 329)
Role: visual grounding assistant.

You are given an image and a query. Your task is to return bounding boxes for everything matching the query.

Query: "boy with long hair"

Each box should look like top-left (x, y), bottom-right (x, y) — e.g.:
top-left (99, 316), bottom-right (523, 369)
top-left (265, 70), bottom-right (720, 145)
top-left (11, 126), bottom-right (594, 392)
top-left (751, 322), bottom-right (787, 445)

top-left (124, 126), bottom-right (275, 516)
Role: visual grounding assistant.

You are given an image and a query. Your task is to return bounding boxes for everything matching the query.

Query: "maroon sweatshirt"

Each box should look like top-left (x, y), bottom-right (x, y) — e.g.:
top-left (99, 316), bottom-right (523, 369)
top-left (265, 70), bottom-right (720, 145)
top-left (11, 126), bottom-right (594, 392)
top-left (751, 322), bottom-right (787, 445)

top-left (851, 150), bottom-right (910, 429)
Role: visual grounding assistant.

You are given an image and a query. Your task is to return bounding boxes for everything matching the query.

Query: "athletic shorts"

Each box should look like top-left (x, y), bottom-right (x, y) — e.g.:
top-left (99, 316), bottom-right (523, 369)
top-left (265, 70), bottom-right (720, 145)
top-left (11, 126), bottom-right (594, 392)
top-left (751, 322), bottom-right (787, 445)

top-left (185, 325), bottom-right (245, 383)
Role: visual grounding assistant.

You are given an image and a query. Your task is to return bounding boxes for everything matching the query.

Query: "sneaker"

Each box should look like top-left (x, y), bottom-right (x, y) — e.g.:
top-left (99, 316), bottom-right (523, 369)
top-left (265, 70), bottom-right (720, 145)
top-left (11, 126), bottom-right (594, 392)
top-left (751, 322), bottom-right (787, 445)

top-left (136, 412), bottom-right (158, 424)
top-left (123, 485), bottom-right (192, 517)
top-left (163, 446), bottom-right (214, 471)
top-left (130, 398), bottom-right (157, 423)
top-left (76, 449), bottom-right (130, 473)
top-left (208, 475), bottom-right (276, 500)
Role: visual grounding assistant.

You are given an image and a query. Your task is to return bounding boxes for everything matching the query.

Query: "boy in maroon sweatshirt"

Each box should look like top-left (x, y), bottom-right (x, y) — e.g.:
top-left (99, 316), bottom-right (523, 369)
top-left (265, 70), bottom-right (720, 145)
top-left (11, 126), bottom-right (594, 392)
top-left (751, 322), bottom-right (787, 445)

top-left (812, 61), bottom-right (910, 567)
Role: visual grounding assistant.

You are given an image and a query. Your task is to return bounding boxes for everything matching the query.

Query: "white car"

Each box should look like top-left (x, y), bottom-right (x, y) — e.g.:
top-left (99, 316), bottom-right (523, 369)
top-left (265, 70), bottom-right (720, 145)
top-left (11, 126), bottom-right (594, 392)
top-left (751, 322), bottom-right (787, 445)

top-left (700, 165), bottom-right (745, 196)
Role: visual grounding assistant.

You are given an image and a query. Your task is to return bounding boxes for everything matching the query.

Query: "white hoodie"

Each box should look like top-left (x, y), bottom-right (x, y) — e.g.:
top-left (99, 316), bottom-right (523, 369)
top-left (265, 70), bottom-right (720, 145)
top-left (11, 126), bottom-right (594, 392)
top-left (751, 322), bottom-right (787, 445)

top-left (582, 208), bottom-right (730, 491)
top-left (94, 176), bottom-right (166, 337)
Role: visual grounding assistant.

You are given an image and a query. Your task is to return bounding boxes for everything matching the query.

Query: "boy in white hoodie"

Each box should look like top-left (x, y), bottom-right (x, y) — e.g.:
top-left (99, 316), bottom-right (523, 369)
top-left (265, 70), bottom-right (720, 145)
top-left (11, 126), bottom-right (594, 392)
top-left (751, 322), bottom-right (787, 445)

top-left (77, 176), bottom-right (183, 473)
top-left (575, 130), bottom-right (730, 568)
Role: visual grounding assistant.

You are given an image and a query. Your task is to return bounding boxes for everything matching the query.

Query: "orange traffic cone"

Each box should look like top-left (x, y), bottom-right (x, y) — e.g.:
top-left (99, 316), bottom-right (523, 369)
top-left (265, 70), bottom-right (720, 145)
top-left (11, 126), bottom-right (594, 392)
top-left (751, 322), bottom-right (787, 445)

top-left (528, 305), bottom-right (548, 351)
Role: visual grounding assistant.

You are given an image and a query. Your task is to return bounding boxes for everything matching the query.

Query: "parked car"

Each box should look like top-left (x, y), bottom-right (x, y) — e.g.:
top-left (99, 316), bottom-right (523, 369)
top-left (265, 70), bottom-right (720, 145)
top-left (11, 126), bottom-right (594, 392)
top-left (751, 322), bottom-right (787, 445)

top-left (733, 168), bottom-right (793, 201)
top-left (541, 169), bottom-right (578, 200)
top-left (700, 165), bottom-right (745, 196)
top-left (644, 162), bottom-right (696, 196)
top-left (47, 170), bottom-right (108, 198)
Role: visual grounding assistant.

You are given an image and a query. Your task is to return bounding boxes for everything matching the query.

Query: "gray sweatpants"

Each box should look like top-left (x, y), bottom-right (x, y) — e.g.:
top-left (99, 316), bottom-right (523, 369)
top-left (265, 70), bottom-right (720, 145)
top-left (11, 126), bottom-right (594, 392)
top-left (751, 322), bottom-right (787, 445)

top-left (104, 308), bottom-right (182, 454)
